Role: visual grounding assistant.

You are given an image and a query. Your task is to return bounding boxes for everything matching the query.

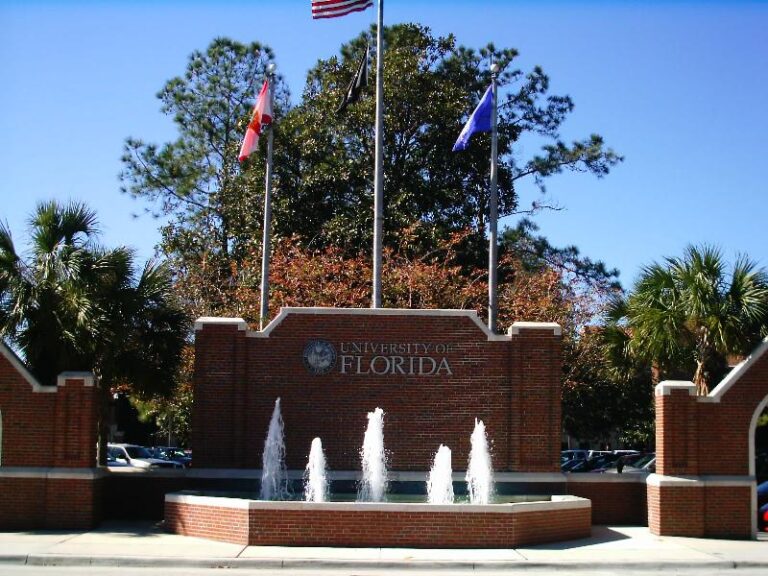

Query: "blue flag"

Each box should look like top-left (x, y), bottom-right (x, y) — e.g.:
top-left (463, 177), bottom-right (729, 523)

top-left (452, 85), bottom-right (493, 152)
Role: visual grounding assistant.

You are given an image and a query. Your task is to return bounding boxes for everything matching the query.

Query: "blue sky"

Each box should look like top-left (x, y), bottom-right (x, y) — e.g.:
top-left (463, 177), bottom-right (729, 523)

top-left (1, 0), bottom-right (767, 288)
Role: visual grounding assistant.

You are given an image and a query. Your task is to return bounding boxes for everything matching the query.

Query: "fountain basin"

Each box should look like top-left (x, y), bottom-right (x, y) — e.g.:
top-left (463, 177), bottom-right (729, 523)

top-left (165, 492), bottom-right (591, 548)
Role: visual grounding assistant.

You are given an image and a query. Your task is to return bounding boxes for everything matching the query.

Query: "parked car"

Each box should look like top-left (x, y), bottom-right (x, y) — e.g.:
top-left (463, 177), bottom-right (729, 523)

top-left (606, 453), bottom-right (656, 474)
top-left (756, 451), bottom-right (768, 483)
top-left (758, 481), bottom-right (768, 532)
top-left (561, 458), bottom-right (584, 472)
top-left (107, 443), bottom-right (183, 469)
top-left (567, 453), bottom-right (622, 473)
top-left (561, 449), bottom-right (589, 462)
top-left (150, 446), bottom-right (192, 468)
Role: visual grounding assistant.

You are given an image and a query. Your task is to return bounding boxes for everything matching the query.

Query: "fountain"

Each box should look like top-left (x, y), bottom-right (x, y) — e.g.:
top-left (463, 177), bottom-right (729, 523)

top-left (466, 418), bottom-right (494, 505)
top-left (166, 404), bottom-right (591, 548)
top-left (304, 437), bottom-right (328, 503)
top-left (358, 407), bottom-right (387, 502)
top-left (259, 397), bottom-right (289, 501)
top-left (426, 444), bottom-right (454, 504)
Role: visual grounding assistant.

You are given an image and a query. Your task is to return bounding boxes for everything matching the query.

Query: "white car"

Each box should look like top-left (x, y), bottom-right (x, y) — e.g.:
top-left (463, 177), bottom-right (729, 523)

top-left (107, 443), bottom-right (183, 469)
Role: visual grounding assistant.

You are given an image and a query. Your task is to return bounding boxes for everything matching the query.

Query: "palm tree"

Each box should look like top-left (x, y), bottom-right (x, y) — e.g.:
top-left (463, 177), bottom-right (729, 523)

top-left (0, 200), bottom-right (188, 395)
top-left (616, 245), bottom-right (768, 395)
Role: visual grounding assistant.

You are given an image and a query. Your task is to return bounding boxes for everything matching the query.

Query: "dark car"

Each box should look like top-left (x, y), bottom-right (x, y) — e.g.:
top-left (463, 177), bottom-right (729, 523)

top-left (151, 446), bottom-right (192, 468)
top-left (568, 453), bottom-right (622, 473)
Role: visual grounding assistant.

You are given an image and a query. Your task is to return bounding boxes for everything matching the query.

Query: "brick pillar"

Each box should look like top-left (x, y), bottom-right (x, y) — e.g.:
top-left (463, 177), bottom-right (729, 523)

top-left (508, 322), bottom-right (562, 473)
top-left (53, 373), bottom-right (98, 468)
top-left (656, 382), bottom-right (699, 476)
top-left (48, 372), bottom-right (101, 529)
top-left (648, 381), bottom-right (705, 536)
top-left (192, 317), bottom-right (250, 469)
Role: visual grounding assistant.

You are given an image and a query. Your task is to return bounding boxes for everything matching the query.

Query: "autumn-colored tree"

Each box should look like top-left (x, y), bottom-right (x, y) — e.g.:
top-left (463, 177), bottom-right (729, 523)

top-left (173, 226), bottom-right (603, 333)
top-left (165, 226), bottom-right (635, 446)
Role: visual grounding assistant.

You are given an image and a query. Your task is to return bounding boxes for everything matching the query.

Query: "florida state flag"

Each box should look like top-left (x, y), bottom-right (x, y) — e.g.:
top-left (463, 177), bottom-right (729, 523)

top-left (238, 81), bottom-right (273, 162)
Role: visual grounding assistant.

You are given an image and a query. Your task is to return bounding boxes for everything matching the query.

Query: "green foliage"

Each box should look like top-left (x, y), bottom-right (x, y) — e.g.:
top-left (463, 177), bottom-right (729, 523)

top-left (562, 329), bottom-right (654, 448)
top-left (118, 31), bottom-right (626, 439)
top-left (132, 383), bottom-right (192, 447)
top-left (132, 344), bottom-right (194, 445)
top-left (276, 25), bottom-right (622, 253)
top-left (120, 38), bottom-right (286, 268)
top-left (606, 244), bottom-right (768, 394)
top-left (122, 31), bottom-right (621, 318)
top-left (0, 201), bottom-right (188, 395)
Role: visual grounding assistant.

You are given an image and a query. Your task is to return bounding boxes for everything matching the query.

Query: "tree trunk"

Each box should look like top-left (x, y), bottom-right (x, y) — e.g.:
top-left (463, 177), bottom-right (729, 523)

top-left (694, 327), bottom-right (711, 396)
top-left (693, 360), bottom-right (709, 396)
top-left (97, 382), bottom-right (111, 466)
top-left (651, 362), bottom-right (661, 385)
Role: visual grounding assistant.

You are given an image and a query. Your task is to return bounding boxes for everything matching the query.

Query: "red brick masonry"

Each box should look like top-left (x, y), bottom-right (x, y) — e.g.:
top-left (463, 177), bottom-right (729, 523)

top-left (192, 310), bottom-right (563, 474)
top-left (165, 493), bottom-right (591, 548)
top-left (0, 343), bottom-right (101, 530)
top-left (649, 336), bottom-right (768, 539)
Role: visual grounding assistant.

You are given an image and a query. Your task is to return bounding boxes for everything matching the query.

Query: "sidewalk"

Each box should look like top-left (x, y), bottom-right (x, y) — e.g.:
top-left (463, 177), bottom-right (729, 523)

top-left (0, 521), bottom-right (766, 570)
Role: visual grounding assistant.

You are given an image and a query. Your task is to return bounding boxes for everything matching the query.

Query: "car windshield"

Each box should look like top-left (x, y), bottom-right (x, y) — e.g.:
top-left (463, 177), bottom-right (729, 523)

top-left (632, 454), bottom-right (655, 468)
top-left (125, 446), bottom-right (152, 458)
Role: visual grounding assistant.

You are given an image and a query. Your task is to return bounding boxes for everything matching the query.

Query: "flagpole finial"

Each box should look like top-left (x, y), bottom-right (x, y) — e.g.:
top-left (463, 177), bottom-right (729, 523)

top-left (490, 62), bottom-right (499, 75)
top-left (267, 63), bottom-right (276, 76)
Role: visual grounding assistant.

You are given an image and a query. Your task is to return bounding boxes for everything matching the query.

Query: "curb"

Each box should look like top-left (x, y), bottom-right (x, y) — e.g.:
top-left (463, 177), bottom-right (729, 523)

top-left (3, 554), bottom-right (767, 571)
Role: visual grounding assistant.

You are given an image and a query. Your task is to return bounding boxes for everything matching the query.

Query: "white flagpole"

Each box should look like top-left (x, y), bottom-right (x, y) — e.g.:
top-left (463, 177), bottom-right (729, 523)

top-left (259, 65), bottom-right (276, 330)
top-left (372, 0), bottom-right (384, 308)
top-left (488, 63), bottom-right (499, 333)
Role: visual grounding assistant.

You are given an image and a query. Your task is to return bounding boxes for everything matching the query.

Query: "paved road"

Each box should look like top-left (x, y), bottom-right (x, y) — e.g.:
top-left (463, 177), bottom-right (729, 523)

top-left (3, 567), bottom-right (768, 576)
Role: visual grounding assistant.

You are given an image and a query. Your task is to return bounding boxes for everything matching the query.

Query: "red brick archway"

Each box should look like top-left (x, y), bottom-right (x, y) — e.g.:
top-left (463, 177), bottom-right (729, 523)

top-left (649, 338), bottom-right (768, 539)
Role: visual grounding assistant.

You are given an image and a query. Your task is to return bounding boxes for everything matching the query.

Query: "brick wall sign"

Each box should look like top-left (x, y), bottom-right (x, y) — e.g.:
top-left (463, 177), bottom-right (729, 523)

top-left (192, 308), bottom-right (563, 474)
top-left (649, 337), bottom-right (768, 539)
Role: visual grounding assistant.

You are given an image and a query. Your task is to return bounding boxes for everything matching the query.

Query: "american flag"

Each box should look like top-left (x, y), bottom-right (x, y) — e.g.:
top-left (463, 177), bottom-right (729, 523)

top-left (312, 0), bottom-right (373, 20)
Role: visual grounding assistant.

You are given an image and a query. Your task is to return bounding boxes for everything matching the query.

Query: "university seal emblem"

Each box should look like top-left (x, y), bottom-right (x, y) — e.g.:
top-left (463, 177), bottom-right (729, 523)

top-left (302, 340), bottom-right (337, 375)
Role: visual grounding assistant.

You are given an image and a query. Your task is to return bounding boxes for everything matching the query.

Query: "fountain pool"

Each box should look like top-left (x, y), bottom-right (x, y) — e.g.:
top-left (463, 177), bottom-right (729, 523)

top-left (165, 402), bottom-right (591, 548)
top-left (165, 491), bottom-right (590, 547)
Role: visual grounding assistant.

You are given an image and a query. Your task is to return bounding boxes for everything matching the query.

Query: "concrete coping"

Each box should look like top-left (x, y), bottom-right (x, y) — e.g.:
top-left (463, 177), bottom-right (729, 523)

top-left (508, 322), bottom-right (562, 336)
top-left (194, 317), bottom-right (249, 331)
top-left (1, 341), bottom-right (96, 392)
top-left (0, 467), bottom-right (107, 479)
top-left (194, 309), bottom-right (562, 343)
top-left (57, 372), bottom-right (96, 387)
top-left (166, 492), bottom-right (590, 514)
top-left (654, 336), bottom-right (768, 402)
top-left (564, 472), bottom-right (650, 483)
top-left (647, 473), bottom-right (756, 487)
top-left (655, 380), bottom-right (697, 396)
top-left (706, 336), bottom-right (768, 403)
top-left (0, 341), bottom-right (55, 393)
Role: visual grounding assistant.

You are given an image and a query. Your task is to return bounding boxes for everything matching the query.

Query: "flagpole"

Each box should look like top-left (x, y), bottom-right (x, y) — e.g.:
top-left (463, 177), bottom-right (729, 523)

top-left (371, 0), bottom-right (384, 308)
top-left (259, 64), bottom-right (276, 330)
top-left (488, 63), bottom-right (499, 333)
